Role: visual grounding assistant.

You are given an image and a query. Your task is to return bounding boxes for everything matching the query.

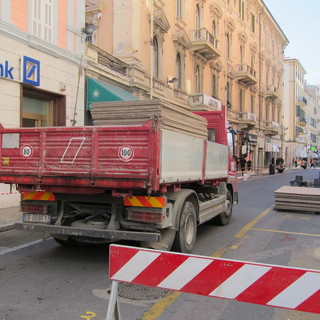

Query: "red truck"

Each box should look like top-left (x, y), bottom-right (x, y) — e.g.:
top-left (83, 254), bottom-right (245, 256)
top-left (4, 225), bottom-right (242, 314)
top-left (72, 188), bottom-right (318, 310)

top-left (0, 104), bottom-right (237, 253)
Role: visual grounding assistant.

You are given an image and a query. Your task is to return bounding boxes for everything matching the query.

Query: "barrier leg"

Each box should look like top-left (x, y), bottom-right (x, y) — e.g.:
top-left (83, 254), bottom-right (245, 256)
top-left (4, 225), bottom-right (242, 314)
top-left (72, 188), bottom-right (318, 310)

top-left (106, 281), bottom-right (121, 320)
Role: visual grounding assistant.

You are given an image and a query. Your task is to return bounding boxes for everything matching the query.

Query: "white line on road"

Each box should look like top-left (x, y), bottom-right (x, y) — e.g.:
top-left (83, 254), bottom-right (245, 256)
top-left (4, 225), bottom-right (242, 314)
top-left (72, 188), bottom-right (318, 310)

top-left (0, 239), bottom-right (47, 256)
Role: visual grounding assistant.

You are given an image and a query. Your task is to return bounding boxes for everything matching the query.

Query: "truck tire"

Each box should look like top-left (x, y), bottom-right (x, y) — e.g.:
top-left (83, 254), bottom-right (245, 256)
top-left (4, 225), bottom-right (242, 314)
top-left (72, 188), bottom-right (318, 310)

top-left (172, 200), bottom-right (197, 253)
top-left (214, 190), bottom-right (232, 226)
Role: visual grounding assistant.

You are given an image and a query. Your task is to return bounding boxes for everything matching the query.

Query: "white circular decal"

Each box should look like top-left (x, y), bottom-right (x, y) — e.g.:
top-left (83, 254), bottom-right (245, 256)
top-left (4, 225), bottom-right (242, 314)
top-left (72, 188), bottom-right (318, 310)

top-left (21, 145), bottom-right (33, 158)
top-left (119, 145), bottom-right (134, 162)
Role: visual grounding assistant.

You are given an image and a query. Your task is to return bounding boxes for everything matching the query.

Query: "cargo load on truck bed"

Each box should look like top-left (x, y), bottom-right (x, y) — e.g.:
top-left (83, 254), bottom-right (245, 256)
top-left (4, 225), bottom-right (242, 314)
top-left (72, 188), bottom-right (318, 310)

top-left (91, 99), bottom-right (208, 139)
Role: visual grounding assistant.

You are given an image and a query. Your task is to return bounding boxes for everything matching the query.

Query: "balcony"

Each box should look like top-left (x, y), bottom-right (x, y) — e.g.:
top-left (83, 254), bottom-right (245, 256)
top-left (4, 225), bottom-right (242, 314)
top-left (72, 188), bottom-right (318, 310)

top-left (86, 43), bottom-right (128, 76)
top-left (190, 28), bottom-right (221, 61)
top-left (239, 112), bottom-right (257, 129)
top-left (297, 96), bottom-right (307, 107)
top-left (265, 121), bottom-right (280, 136)
top-left (236, 64), bottom-right (257, 86)
top-left (85, 0), bottom-right (101, 13)
top-left (265, 86), bottom-right (280, 100)
top-left (296, 116), bottom-right (307, 127)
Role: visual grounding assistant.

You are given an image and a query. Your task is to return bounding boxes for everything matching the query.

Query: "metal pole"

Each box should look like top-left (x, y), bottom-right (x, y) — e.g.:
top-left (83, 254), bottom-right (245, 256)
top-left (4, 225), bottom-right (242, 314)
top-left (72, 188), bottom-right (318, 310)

top-left (106, 281), bottom-right (121, 320)
top-left (150, 0), bottom-right (154, 99)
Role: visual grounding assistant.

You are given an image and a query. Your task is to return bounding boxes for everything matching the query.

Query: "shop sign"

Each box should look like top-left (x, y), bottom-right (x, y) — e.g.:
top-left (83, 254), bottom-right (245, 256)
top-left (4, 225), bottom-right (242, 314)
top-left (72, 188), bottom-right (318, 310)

top-left (0, 55), bottom-right (40, 86)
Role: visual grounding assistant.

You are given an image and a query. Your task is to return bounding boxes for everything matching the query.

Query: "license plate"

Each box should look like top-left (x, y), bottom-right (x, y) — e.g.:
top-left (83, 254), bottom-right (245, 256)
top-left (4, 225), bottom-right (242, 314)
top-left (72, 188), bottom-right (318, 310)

top-left (23, 213), bottom-right (51, 224)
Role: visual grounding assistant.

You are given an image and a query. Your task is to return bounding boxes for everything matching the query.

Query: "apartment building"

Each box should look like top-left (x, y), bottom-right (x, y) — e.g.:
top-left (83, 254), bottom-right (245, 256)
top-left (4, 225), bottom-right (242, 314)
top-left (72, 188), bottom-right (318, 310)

top-left (0, 0), bottom-right (288, 207)
top-left (283, 59), bottom-right (320, 168)
top-left (0, 0), bottom-right (85, 207)
top-left (84, 0), bottom-right (288, 170)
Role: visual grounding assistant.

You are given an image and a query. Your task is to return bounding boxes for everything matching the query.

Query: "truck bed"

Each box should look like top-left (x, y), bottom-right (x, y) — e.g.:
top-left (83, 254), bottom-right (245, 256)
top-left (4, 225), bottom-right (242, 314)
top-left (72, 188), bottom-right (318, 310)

top-left (0, 121), bottom-right (228, 192)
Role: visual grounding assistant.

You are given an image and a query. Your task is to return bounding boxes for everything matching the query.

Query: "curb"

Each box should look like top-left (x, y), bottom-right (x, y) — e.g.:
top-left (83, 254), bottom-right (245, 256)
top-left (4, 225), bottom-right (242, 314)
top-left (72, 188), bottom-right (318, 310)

top-left (0, 223), bottom-right (16, 233)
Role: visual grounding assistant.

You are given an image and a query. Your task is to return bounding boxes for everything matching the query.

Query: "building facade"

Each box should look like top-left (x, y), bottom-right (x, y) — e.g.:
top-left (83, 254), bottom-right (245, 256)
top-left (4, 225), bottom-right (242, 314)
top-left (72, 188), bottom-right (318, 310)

top-left (85, 0), bottom-right (288, 171)
top-left (283, 59), bottom-right (320, 168)
top-left (0, 0), bottom-right (85, 207)
top-left (0, 0), bottom-right (291, 207)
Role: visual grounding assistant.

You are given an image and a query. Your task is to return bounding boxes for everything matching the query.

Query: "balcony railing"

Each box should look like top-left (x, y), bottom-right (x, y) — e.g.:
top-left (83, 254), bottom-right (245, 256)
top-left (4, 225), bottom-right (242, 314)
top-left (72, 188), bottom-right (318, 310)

top-left (236, 64), bottom-right (257, 86)
top-left (296, 116), bottom-right (307, 127)
top-left (265, 121), bottom-right (280, 129)
top-left (189, 94), bottom-right (222, 111)
top-left (265, 85), bottom-right (280, 100)
top-left (240, 112), bottom-right (257, 122)
top-left (190, 28), bottom-right (221, 61)
top-left (265, 121), bottom-right (280, 136)
top-left (86, 43), bottom-right (128, 76)
top-left (297, 96), bottom-right (308, 106)
top-left (239, 112), bottom-right (257, 129)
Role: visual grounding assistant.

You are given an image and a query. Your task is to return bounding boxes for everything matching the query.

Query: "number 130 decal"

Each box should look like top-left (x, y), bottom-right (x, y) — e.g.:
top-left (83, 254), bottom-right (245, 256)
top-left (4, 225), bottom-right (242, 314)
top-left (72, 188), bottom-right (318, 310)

top-left (118, 145), bottom-right (134, 162)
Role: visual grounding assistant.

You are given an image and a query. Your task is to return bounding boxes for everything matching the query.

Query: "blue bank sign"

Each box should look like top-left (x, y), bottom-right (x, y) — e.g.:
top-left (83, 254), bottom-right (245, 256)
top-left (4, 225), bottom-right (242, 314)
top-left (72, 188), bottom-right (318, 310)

top-left (0, 55), bottom-right (40, 86)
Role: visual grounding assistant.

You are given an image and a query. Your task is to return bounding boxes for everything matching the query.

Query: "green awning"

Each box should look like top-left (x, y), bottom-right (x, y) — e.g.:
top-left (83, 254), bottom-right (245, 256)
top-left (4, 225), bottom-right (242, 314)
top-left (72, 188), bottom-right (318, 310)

top-left (86, 77), bottom-right (137, 110)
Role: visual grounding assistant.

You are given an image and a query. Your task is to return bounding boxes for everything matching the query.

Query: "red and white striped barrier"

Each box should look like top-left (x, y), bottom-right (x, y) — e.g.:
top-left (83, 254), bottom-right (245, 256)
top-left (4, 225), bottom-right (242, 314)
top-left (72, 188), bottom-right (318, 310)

top-left (107, 244), bottom-right (320, 318)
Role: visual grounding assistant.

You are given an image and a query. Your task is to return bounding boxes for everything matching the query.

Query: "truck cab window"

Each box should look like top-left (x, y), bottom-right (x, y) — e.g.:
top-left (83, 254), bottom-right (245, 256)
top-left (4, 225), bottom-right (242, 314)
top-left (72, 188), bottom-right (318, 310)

top-left (227, 128), bottom-right (235, 157)
top-left (208, 129), bottom-right (216, 142)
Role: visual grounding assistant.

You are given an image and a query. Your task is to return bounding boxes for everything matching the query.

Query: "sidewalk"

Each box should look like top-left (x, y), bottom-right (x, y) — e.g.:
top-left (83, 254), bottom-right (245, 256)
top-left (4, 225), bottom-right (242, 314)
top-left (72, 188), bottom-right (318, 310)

top-left (0, 206), bottom-right (21, 232)
top-left (0, 167), bottom-right (301, 233)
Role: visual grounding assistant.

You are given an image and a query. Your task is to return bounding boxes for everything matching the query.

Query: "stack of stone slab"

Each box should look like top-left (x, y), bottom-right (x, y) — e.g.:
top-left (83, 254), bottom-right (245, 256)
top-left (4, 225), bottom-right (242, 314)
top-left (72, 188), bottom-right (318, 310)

top-left (274, 186), bottom-right (320, 213)
top-left (90, 99), bottom-right (208, 140)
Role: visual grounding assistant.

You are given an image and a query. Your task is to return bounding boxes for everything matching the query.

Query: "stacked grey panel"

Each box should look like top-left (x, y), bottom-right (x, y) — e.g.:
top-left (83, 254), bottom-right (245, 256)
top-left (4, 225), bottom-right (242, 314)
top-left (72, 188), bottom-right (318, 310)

top-left (274, 186), bottom-right (320, 212)
top-left (90, 99), bottom-right (208, 140)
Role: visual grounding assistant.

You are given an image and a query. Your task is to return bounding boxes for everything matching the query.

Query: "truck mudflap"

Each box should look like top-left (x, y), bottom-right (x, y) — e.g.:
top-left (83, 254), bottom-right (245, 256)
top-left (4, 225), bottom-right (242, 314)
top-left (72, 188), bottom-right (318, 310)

top-left (14, 223), bottom-right (160, 242)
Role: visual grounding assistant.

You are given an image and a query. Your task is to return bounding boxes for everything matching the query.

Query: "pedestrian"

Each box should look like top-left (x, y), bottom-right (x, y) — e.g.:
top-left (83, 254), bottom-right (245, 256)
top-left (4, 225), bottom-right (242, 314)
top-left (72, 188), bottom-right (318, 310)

top-left (240, 157), bottom-right (246, 176)
top-left (310, 158), bottom-right (315, 169)
top-left (247, 160), bottom-right (252, 171)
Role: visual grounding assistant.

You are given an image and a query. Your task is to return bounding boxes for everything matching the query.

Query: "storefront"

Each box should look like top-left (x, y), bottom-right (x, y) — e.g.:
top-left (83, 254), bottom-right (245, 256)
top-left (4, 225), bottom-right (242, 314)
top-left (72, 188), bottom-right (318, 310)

top-left (0, 34), bottom-right (84, 207)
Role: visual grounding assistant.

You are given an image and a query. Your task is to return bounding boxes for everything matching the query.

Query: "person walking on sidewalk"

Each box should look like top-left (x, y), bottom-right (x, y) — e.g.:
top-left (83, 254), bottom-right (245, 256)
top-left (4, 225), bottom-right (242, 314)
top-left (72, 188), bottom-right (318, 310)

top-left (310, 158), bottom-right (316, 169)
top-left (240, 156), bottom-right (246, 176)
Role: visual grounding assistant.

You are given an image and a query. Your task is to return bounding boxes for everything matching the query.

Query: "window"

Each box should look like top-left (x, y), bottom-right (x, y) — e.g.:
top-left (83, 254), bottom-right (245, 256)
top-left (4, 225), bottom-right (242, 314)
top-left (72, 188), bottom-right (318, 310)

top-left (239, 88), bottom-right (244, 112)
top-left (176, 0), bottom-right (183, 19)
top-left (251, 94), bottom-right (255, 113)
top-left (239, 0), bottom-right (245, 21)
top-left (195, 4), bottom-right (201, 28)
top-left (251, 54), bottom-right (255, 70)
top-left (195, 65), bottom-right (201, 93)
top-left (22, 87), bottom-right (66, 127)
top-left (176, 53), bottom-right (182, 89)
top-left (272, 105), bottom-right (276, 121)
top-left (212, 20), bottom-right (217, 38)
top-left (153, 37), bottom-right (159, 78)
top-left (251, 13), bottom-right (255, 32)
top-left (22, 97), bottom-right (53, 127)
top-left (240, 44), bottom-right (244, 64)
top-left (31, 0), bottom-right (54, 43)
top-left (227, 81), bottom-right (232, 107)
top-left (226, 33), bottom-right (231, 59)
top-left (265, 101), bottom-right (269, 121)
top-left (212, 74), bottom-right (218, 98)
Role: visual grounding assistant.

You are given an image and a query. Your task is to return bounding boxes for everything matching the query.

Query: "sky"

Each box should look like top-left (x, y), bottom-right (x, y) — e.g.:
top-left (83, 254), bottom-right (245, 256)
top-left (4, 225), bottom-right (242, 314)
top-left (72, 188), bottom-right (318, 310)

top-left (263, 0), bottom-right (320, 85)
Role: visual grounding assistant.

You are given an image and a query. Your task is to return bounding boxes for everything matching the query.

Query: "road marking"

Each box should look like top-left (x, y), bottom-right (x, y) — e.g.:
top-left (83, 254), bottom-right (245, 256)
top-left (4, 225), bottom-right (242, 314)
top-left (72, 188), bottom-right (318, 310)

top-left (142, 206), bottom-right (273, 320)
top-left (234, 205), bottom-right (273, 239)
top-left (251, 228), bottom-right (320, 237)
top-left (0, 239), bottom-right (45, 256)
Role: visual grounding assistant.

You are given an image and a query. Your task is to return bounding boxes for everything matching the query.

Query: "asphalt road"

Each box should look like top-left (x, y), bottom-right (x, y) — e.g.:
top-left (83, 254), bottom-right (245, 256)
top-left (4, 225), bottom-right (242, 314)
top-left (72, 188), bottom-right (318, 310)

top-left (1, 168), bottom-right (320, 320)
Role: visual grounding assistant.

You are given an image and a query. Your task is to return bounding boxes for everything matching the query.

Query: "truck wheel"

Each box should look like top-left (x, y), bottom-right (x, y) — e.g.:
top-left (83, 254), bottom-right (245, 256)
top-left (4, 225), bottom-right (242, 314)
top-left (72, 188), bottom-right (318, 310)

top-left (214, 190), bottom-right (232, 226)
top-left (172, 200), bottom-right (197, 253)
